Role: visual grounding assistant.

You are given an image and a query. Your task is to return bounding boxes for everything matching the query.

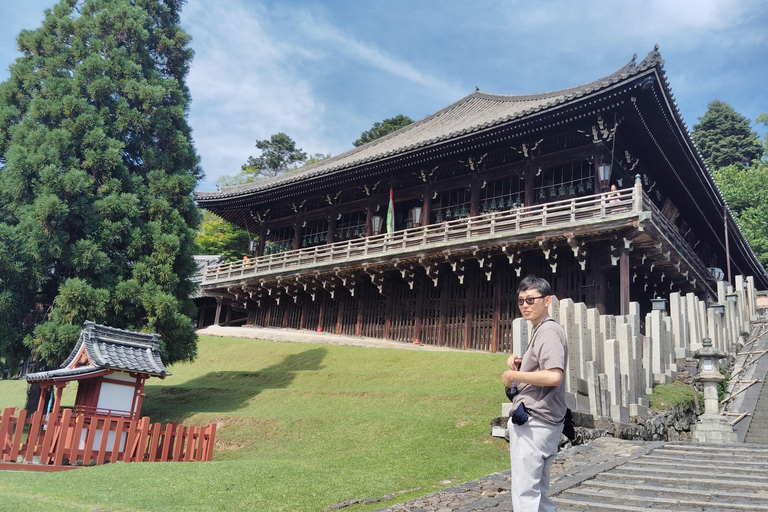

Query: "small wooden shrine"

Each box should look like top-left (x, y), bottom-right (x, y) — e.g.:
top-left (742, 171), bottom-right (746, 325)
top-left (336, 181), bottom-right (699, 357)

top-left (25, 321), bottom-right (171, 420)
top-left (194, 46), bottom-right (768, 352)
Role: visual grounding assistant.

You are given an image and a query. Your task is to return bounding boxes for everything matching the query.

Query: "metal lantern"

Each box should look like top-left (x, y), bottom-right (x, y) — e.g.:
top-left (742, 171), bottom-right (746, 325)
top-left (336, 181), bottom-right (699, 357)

top-left (412, 206), bottom-right (423, 227)
top-left (371, 215), bottom-right (383, 235)
top-left (597, 163), bottom-right (612, 192)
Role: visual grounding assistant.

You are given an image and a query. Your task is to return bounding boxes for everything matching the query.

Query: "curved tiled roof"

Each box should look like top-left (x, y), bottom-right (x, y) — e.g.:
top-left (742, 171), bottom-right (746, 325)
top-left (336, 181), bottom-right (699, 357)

top-left (25, 321), bottom-right (171, 381)
top-left (198, 48), bottom-right (663, 201)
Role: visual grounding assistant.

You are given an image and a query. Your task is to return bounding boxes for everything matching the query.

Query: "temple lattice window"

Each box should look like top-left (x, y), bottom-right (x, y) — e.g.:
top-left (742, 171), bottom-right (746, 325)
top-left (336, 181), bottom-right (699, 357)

top-left (265, 226), bottom-right (294, 255)
top-left (301, 218), bottom-right (329, 248)
top-left (337, 211), bottom-right (366, 241)
top-left (535, 160), bottom-right (594, 203)
top-left (432, 188), bottom-right (471, 223)
top-left (481, 175), bottom-right (525, 212)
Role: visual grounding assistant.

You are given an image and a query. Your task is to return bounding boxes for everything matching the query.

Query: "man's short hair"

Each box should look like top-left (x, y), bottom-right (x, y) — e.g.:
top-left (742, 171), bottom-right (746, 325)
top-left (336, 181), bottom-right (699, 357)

top-left (517, 275), bottom-right (552, 296)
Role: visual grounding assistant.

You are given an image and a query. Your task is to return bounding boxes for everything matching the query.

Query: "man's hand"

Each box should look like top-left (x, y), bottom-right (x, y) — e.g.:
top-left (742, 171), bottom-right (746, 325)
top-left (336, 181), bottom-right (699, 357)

top-left (507, 354), bottom-right (522, 371)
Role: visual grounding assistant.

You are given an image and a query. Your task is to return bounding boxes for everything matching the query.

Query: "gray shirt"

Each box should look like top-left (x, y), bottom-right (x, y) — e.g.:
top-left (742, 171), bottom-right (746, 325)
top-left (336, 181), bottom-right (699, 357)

top-left (512, 316), bottom-right (568, 425)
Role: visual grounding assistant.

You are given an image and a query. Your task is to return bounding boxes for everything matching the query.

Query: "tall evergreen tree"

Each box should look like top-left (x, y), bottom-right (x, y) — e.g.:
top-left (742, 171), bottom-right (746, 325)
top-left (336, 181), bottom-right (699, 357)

top-left (692, 100), bottom-right (763, 168)
top-left (0, 0), bottom-right (202, 368)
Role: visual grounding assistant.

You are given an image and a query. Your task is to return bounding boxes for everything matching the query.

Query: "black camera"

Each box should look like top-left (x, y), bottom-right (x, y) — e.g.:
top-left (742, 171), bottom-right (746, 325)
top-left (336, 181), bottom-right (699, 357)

top-left (505, 386), bottom-right (519, 401)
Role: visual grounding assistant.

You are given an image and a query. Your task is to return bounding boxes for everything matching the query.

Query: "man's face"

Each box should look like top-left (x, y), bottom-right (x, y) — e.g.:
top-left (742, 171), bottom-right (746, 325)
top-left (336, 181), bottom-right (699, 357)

top-left (517, 288), bottom-right (551, 324)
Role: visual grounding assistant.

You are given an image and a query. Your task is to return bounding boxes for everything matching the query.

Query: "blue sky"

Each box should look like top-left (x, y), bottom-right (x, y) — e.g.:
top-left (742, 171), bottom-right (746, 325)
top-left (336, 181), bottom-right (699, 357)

top-left (2, 0), bottom-right (767, 192)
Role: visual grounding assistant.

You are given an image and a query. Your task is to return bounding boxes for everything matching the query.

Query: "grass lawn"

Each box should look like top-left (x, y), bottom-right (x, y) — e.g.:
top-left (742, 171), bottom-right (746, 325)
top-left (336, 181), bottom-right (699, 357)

top-left (0, 335), bottom-right (511, 512)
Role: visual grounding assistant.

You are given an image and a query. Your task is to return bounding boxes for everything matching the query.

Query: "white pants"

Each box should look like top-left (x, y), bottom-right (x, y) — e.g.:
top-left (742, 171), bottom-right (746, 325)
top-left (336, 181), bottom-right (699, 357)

top-left (508, 417), bottom-right (563, 512)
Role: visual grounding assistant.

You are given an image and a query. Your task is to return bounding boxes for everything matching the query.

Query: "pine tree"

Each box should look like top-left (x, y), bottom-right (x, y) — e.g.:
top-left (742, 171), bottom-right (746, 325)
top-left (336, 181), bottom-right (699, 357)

top-left (692, 100), bottom-right (763, 169)
top-left (0, 0), bottom-right (202, 368)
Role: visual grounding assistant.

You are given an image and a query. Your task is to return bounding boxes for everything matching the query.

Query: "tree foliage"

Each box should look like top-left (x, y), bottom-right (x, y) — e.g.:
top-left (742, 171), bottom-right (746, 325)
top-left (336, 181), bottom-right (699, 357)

top-left (692, 100), bottom-right (763, 168)
top-left (353, 115), bottom-right (413, 147)
top-left (217, 132), bottom-right (307, 187)
top-left (713, 163), bottom-right (768, 269)
top-left (0, 0), bottom-right (202, 368)
top-left (194, 210), bottom-right (251, 262)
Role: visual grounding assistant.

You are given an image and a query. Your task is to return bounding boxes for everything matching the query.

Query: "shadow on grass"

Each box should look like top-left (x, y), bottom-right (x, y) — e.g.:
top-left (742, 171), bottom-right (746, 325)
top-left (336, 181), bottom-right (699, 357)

top-left (141, 347), bottom-right (327, 423)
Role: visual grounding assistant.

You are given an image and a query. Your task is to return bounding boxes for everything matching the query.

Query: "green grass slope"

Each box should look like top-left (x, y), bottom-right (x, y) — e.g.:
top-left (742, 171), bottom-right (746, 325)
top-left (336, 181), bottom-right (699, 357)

top-left (0, 336), bottom-right (511, 512)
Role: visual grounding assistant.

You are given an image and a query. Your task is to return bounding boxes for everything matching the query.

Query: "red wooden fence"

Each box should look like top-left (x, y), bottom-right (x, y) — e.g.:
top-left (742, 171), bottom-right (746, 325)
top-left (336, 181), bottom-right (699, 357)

top-left (0, 407), bottom-right (216, 471)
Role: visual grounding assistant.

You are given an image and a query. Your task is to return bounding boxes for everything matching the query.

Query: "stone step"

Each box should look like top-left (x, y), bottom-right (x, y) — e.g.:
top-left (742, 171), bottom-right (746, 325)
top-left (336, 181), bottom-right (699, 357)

top-left (627, 459), bottom-right (768, 477)
top-left (620, 461), bottom-right (768, 482)
top-left (554, 495), bottom-right (703, 512)
top-left (645, 453), bottom-right (768, 469)
top-left (661, 442), bottom-right (768, 456)
top-left (559, 486), bottom-right (768, 510)
top-left (580, 479), bottom-right (768, 503)
top-left (607, 469), bottom-right (768, 489)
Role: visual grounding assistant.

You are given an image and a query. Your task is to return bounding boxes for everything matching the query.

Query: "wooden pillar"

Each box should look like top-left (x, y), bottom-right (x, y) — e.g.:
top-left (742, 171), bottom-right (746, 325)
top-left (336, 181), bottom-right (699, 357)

top-left (491, 275), bottom-right (501, 353)
top-left (213, 298), bottom-right (223, 326)
top-left (620, 246), bottom-right (630, 316)
top-left (327, 214), bottom-right (337, 244)
top-left (299, 298), bottom-right (307, 330)
top-left (37, 383), bottom-right (51, 413)
top-left (134, 378), bottom-right (146, 418)
top-left (464, 270), bottom-right (475, 350)
top-left (383, 279), bottom-right (394, 340)
top-left (258, 224), bottom-right (266, 257)
top-left (524, 162), bottom-right (535, 207)
top-left (413, 275), bottom-right (425, 343)
top-left (224, 302), bottom-right (232, 326)
top-left (336, 296), bottom-right (345, 335)
top-left (317, 297), bottom-right (325, 332)
top-left (51, 383), bottom-right (66, 417)
top-left (293, 221), bottom-right (302, 251)
top-left (355, 295), bottom-right (364, 337)
top-left (197, 302), bottom-right (206, 328)
top-left (264, 300), bottom-right (273, 327)
top-left (422, 189), bottom-right (432, 226)
top-left (470, 181), bottom-right (480, 217)
top-left (438, 282), bottom-right (448, 347)
top-left (365, 204), bottom-right (373, 238)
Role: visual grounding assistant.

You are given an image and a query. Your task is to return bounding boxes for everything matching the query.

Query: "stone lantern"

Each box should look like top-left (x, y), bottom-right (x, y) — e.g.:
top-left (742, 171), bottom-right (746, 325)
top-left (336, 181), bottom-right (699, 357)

top-left (691, 337), bottom-right (737, 443)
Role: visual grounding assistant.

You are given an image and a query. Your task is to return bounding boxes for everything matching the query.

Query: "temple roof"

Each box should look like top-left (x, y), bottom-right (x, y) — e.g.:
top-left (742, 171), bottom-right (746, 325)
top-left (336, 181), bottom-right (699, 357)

top-left (198, 48), bottom-right (663, 201)
top-left (25, 321), bottom-right (171, 382)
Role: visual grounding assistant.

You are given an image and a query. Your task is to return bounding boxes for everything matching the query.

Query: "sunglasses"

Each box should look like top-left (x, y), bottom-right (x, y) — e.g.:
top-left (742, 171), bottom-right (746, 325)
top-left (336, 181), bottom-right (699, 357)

top-left (517, 295), bottom-right (547, 306)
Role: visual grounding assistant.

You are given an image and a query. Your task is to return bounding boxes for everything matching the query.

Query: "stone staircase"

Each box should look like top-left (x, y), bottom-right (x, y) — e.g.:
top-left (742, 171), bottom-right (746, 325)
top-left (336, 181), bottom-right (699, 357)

top-left (745, 370), bottom-right (768, 444)
top-left (553, 442), bottom-right (768, 511)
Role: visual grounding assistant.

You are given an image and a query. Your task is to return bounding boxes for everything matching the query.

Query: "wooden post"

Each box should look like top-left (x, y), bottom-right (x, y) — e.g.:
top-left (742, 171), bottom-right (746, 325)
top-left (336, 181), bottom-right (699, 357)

top-left (258, 223), bottom-right (266, 257)
top-left (336, 297), bottom-right (345, 335)
top-left (422, 189), bottom-right (432, 226)
top-left (213, 299), bottom-right (222, 326)
top-left (620, 246), bottom-right (630, 316)
top-left (470, 181), bottom-right (480, 217)
top-left (317, 296), bottom-right (325, 332)
top-left (293, 221), bottom-right (302, 251)
top-left (355, 295), bottom-right (364, 337)
top-left (327, 214), bottom-right (337, 244)
top-left (491, 275), bottom-right (501, 353)
top-left (464, 270), bottom-right (475, 350)
top-left (524, 162), bottom-right (535, 207)
top-left (413, 275), bottom-right (425, 343)
top-left (383, 279), bottom-right (394, 339)
top-left (438, 278), bottom-right (448, 347)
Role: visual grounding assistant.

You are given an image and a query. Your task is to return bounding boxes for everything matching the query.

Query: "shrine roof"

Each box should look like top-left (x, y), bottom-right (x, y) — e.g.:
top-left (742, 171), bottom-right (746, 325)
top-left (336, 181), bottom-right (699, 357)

top-left (25, 321), bottom-right (171, 382)
top-left (198, 48), bottom-right (664, 201)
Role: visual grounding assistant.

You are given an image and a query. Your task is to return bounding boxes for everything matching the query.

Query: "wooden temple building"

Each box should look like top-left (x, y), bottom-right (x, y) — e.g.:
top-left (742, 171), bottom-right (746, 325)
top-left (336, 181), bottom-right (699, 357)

top-left (195, 47), bottom-right (768, 353)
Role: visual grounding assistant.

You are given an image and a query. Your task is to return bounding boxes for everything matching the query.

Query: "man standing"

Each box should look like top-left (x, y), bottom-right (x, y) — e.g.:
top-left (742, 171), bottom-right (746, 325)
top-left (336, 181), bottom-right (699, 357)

top-left (501, 275), bottom-right (568, 511)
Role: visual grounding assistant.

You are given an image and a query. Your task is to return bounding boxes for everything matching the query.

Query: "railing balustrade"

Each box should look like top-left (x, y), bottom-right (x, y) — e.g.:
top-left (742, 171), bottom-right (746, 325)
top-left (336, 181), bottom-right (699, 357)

top-left (203, 188), bottom-right (643, 285)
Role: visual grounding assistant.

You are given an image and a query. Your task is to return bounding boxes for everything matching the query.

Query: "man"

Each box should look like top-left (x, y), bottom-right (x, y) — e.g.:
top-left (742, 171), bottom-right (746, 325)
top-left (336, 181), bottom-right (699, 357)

top-left (501, 275), bottom-right (568, 511)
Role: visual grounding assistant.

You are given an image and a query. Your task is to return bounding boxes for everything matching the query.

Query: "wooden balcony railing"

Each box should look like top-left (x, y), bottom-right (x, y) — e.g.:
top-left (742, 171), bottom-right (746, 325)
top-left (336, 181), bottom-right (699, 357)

top-left (203, 187), bottom-right (642, 285)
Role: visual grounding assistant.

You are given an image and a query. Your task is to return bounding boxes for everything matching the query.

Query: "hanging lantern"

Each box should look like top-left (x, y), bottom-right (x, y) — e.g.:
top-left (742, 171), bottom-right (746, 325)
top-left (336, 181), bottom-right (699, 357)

top-left (538, 188), bottom-right (546, 202)
top-left (506, 196), bottom-right (514, 208)
top-left (490, 198), bottom-right (497, 211)
top-left (577, 180), bottom-right (586, 195)
top-left (558, 184), bottom-right (566, 197)
top-left (454, 206), bottom-right (461, 218)
top-left (482, 201), bottom-right (489, 212)
top-left (549, 187), bottom-right (557, 199)
top-left (569, 182), bottom-right (576, 196)
top-left (445, 208), bottom-right (453, 220)
top-left (459, 205), bottom-right (468, 218)
top-left (515, 194), bottom-right (523, 208)
top-left (585, 179), bottom-right (593, 192)
top-left (435, 209), bottom-right (444, 223)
